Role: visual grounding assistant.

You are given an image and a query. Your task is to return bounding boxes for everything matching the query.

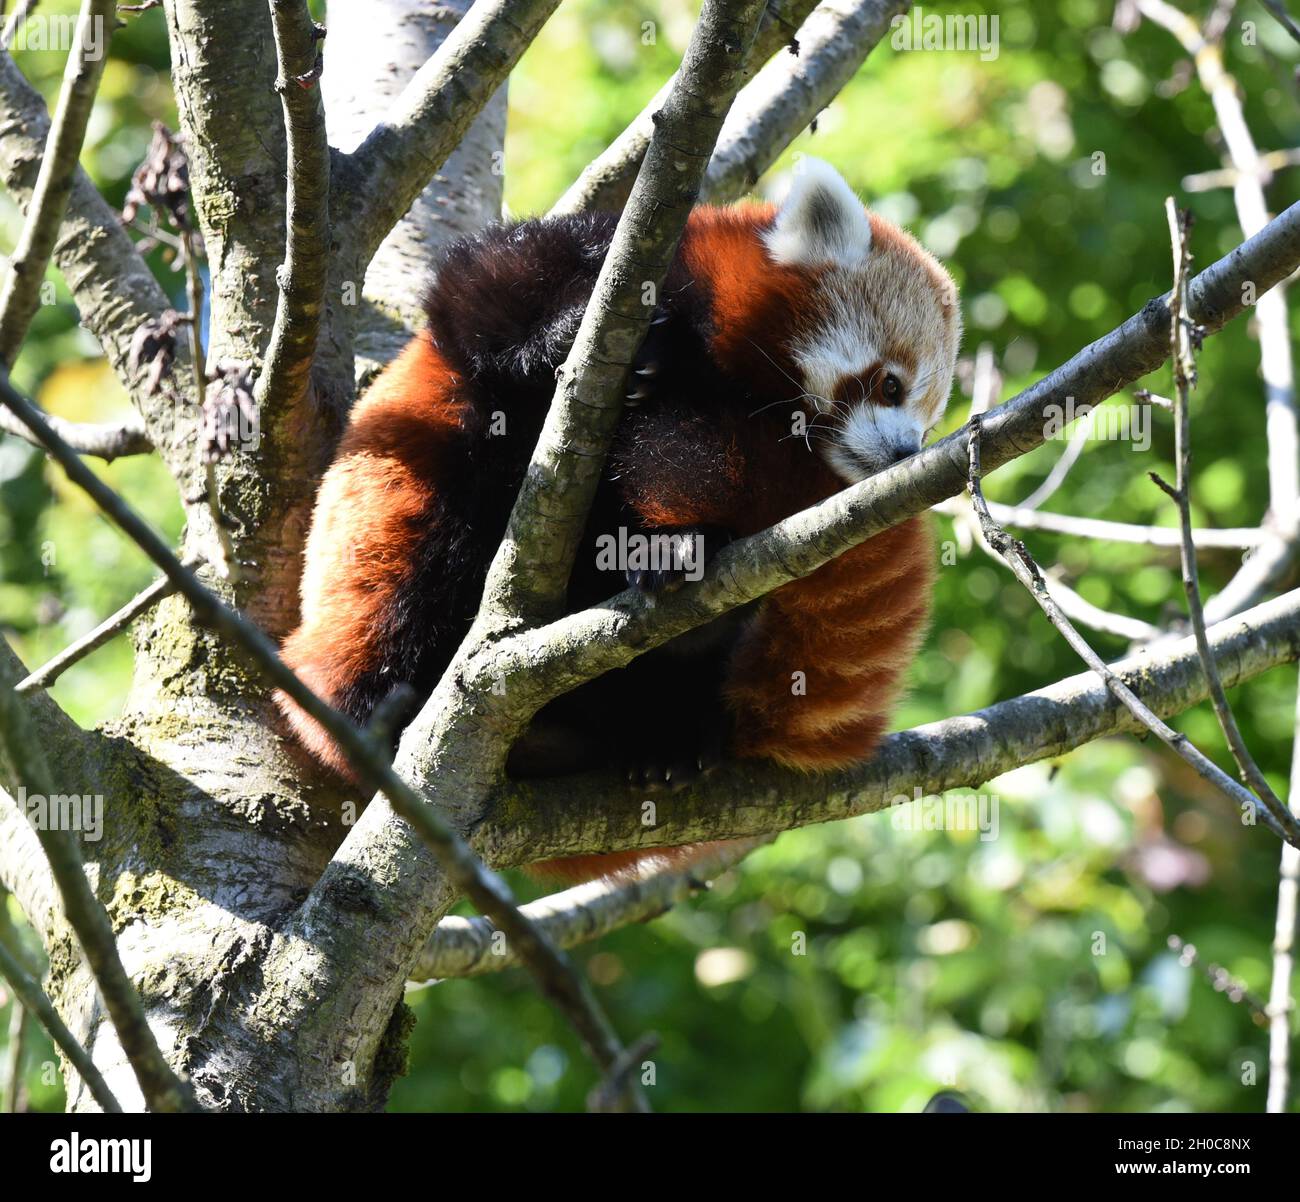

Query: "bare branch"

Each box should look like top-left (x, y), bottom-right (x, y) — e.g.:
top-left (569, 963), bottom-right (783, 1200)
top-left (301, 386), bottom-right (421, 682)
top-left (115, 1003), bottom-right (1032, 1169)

top-left (321, 0), bottom-right (507, 358)
top-left (0, 647), bottom-right (197, 1111)
top-left (945, 478), bottom-right (1164, 644)
top-left (0, 43), bottom-right (198, 495)
top-left (1260, 0), bottom-right (1300, 46)
top-left (0, 402), bottom-right (150, 462)
top-left (0, 0), bottom-right (116, 366)
top-left (1183, 148), bottom-right (1300, 193)
top-left (1137, 0), bottom-right (1300, 622)
top-left (16, 568), bottom-right (185, 694)
top-left (475, 0), bottom-right (771, 626)
top-left (0, 924), bottom-right (121, 1112)
top-left (1167, 933), bottom-right (1270, 1022)
top-left (1267, 676), bottom-right (1300, 1112)
top-left (257, 0), bottom-right (329, 414)
top-left (489, 588), bottom-right (1300, 865)
top-left (337, 0), bottom-right (561, 267)
top-left (702, 0), bottom-right (909, 203)
top-left (587, 1032), bottom-right (660, 1114)
top-left (0, 786), bottom-right (57, 949)
top-left (3, 989), bottom-right (28, 1112)
top-left (415, 838), bottom-right (770, 981)
top-left (0, 0), bottom-right (39, 50)
top-left (968, 416), bottom-right (1300, 845)
top-left (1016, 404), bottom-right (1096, 511)
top-left (551, 0), bottom-right (818, 216)
top-left (934, 496), bottom-right (1264, 550)
top-left (1157, 197), bottom-right (1291, 831)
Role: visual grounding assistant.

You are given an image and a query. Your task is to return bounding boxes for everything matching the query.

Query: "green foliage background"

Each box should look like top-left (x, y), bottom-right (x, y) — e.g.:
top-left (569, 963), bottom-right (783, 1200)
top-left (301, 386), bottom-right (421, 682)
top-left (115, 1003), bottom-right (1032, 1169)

top-left (1, 0), bottom-right (1298, 1112)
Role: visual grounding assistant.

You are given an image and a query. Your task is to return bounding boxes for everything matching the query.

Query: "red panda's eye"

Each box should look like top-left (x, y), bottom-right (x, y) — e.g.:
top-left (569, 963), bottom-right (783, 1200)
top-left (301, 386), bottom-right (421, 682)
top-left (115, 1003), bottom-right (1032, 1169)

top-left (881, 373), bottom-right (904, 404)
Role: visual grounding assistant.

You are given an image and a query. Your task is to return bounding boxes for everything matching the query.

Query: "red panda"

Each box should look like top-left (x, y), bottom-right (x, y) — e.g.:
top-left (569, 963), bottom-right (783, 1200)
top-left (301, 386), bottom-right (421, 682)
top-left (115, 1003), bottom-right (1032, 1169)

top-left (276, 159), bottom-right (961, 882)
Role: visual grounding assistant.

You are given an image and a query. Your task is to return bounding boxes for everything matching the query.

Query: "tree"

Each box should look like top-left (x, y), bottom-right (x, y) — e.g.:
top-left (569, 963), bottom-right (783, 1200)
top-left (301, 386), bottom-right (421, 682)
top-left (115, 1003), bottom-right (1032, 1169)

top-left (0, 0), bottom-right (1298, 1114)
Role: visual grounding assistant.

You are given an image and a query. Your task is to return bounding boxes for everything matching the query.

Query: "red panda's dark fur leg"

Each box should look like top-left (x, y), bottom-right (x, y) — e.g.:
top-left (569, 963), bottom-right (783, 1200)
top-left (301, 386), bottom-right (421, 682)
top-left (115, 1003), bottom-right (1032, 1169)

top-left (275, 334), bottom-right (486, 777)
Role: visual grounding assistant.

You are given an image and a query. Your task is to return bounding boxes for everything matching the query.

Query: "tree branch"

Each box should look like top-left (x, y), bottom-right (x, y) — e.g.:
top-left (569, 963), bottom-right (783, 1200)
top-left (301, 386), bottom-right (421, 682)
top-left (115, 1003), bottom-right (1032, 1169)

top-left (15, 567), bottom-right (185, 694)
top-left (550, 0), bottom-right (819, 216)
top-left (969, 416), bottom-right (1299, 844)
top-left (336, 0), bottom-right (561, 267)
top-left (0, 43), bottom-right (197, 493)
top-left (487, 588), bottom-right (1300, 864)
top-left (1156, 197), bottom-right (1291, 831)
top-left (0, 402), bottom-right (150, 461)
top-left (0, 0), bottom-right (39, 51)
top-left (320, 0), bottom-right (506, 357)
top-left (0, 643), bottom-right (197, 1111)
top-left (1267, 671), bottom-right (1300, 1112)
top-left (415, 838), bottom-right (771, 981)
top-left (475, 0), bottom-right (772, 626)
top-left (702, 0), bottom-right (909, 203)
top-left (0, 785), bottom-right (57, 950)
top-left (256, 0), bottom-right (329, 415)
top-left (0, 0), bottom-right (116, 367)
top-left (934, 495), bottom-right (1264, 550)
top-left (1136, 0), bottom-right (1300, 622)
top-left (0, 925), bottom-right (120, 1112)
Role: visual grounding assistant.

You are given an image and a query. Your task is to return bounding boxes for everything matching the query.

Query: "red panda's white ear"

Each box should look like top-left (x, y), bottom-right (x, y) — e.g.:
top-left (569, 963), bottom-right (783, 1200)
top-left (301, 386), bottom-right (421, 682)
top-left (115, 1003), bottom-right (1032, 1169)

top-left (763, 158), bottom-right (872, 268)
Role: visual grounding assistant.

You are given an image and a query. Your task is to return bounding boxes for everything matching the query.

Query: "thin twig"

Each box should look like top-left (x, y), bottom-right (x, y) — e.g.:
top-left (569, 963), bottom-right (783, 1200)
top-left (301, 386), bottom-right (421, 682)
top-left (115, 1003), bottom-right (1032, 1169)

top-left (3, 996), bottom-right (27, 1112)
top-left (176, 206), bottom-right (237, 582)
top-left (1183, 148), bottom-right (1300, 193)
top-left (933, 496), bottom-right (1263, 549)
top-left (1153, 197), bottom-right (1293, 835)
top-left (586, 1032), bottom-right (660, 1114)
top-left (0, 0), bottom-right (117, 367)
top-left (0, 30), bottom-right (195, 497)
top-left (1261, 0), bottom-right (1300, 46)
top-left (967, 415), bottom-right (1300, 846)
top-left (950, 487), bottom-right (1163, 642)
top-left (0, 0), bottom-right (38, 51)
top-left (1137, 0), bottom-right (1300, 622)
top-left (0, 926), bottom-right (121, 1112)
top-left (16, 567), bottom-right (189, 694)
top-left (1167, 934), bottom-right (1269, 1024)
top-left (0, 402), bottom-right (151, 461)
top-left (1017, 405), bottom-right (1096, 511)
top-left (415, 838), bottom-right (770, 981)
top-left (0, 374), bottom-right (652, 1113)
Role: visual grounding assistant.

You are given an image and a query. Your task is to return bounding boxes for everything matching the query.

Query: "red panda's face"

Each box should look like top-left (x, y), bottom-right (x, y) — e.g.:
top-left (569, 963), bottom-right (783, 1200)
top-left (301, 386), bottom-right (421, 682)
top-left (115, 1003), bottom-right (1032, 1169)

top-left (761, 159), bottom-right (962, 484)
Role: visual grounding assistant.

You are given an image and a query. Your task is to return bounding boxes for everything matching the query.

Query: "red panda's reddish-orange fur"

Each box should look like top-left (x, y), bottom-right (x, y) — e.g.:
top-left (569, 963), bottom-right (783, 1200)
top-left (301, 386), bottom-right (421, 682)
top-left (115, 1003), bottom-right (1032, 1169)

top-left (278, 162), bottom-right (959, 883)
top-left (276, 333), bottom-right (466, 780)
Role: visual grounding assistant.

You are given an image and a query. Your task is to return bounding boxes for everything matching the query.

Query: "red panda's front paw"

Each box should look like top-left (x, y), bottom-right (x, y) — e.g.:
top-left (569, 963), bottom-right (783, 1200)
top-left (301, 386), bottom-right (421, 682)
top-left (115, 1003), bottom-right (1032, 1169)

top-left (622, 711), bottom-right (733, 792)
top-left (625, 525), bottom-right (733, 594)
top-left (624, 359), bottom-right (661, 407)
